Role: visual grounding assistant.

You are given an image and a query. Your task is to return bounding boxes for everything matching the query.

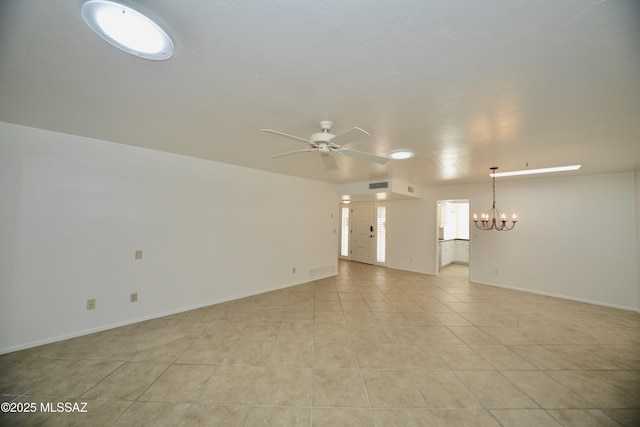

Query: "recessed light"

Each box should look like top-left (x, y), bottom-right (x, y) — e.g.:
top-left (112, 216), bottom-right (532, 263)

top-left (388, 149), bottom-right (415, 160)
top-left (490, 165), bottom-right (582, 178)
top-left (81, 0), bottom-right (174, 60)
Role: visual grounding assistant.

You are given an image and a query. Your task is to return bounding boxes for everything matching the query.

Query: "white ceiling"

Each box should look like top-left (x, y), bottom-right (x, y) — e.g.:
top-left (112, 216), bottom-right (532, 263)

top-left (1, 0), bottom-right (639, 187)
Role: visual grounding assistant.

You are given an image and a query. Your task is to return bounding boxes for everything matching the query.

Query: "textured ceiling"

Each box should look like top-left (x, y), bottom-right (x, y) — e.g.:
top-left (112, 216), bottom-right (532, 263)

top-left (1, 0), bottom-right (639, 186)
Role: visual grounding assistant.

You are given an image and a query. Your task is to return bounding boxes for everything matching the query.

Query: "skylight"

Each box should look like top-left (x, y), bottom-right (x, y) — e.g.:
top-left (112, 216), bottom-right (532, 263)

top-left (490, 165), bottom-right (582, 178)
top-left (81, 0), bottom-right (174, 60)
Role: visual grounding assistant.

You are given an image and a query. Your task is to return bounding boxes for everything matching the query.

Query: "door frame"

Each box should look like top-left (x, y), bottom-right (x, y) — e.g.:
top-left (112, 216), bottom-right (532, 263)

top-left (339, 201), bottom-right (387, 266)
top-left (435, 198), bottom-right (470, 276)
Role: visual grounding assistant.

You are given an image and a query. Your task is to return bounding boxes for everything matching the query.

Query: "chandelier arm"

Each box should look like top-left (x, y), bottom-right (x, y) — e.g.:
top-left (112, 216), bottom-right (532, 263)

top-left (474, 217), bottom-right (516, 231)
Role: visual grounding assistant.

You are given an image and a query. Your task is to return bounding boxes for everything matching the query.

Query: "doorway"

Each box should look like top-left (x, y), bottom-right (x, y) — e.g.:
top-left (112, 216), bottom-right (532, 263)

top-left (436, 199), bottom-right (470, 276)
top-left (340, 203), bottom-right (386, 265)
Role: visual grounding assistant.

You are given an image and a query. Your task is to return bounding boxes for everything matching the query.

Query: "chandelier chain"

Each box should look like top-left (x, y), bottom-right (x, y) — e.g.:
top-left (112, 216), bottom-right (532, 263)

top-left (492, 173), bottom-right (496, 209)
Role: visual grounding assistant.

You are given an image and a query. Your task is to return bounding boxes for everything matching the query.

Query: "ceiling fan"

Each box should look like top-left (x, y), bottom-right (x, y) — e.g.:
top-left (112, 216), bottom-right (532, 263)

top-left (261, 121), bottom-right (389, 170)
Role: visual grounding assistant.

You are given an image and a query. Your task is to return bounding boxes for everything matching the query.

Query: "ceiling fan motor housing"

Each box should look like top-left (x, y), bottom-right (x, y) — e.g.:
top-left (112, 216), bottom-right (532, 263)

top-left (311, 132), bottom-right (335, 143)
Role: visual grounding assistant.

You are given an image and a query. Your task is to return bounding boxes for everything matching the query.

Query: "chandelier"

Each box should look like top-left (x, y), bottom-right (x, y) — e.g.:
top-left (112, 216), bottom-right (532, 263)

top-left (474, 167), bottom-right (517, 231)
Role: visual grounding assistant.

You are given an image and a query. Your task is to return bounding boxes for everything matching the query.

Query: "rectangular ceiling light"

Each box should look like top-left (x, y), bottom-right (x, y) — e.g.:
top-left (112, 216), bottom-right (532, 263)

top-left (491, 165), bottom-right (582, 178)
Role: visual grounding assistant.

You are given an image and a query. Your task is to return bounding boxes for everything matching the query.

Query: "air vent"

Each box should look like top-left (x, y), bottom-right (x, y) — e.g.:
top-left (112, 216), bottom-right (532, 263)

top-left (337, 179), bottom-right (422, 200)
top-left (310, 265), bottom-right (336, 278)
top-left (368, 181), bottom-right (389, 190)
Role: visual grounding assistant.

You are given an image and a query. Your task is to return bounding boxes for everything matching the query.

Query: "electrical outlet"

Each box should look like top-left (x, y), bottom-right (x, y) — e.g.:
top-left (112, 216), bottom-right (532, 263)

top-left (130, 292), bottom-right (138, 303)
top-left (87, 299), bottom-right (96, 310)
top-left (135, 250), bottom-right (143, 259)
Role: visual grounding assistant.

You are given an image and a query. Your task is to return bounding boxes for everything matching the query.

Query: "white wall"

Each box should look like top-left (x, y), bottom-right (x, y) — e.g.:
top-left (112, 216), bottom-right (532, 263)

top-left (386, 198), bottom-right (436, 273)
top-left (0, 122), bottom-right (338, 353)
top-left (441, 202), bottom-right (458, 240)
top-left (385, 173), bottom-right (638, 310)
top-left (440, 201), bottom-right (470, 240)
top-left (456, 203), bottom-right (470, 240)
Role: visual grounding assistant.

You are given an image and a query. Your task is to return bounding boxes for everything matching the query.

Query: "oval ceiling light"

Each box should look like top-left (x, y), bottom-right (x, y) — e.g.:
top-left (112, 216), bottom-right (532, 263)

top-left (387, 149), bottom-right (415, 160)
top-left (81, 0), bottom-right (174, 60)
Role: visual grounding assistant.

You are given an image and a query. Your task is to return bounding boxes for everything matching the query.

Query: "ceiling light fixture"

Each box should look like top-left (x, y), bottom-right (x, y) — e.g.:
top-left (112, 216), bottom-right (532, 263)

top-left (491, 165), bottom-right (581, 178)
top-left (81, 0), bottom-right (174, 60)
top-left (474, 167), bottom-right (517, 231)
top-left (387, 149), bottom-right (415, 160)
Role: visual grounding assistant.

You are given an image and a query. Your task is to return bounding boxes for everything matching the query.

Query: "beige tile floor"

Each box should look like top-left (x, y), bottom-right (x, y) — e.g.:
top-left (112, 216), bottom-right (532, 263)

top-left (1, 261), bottom-right (639, 426)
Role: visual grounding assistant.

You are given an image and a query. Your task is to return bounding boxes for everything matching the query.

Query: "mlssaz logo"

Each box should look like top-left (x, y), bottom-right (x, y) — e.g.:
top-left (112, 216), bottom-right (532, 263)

top-left (40, 402), bottom-right (88, 413)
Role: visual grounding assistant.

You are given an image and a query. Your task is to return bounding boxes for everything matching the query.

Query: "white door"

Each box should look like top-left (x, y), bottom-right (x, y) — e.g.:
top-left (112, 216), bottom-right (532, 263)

top-left (351, 203), bottom-right (375, 264)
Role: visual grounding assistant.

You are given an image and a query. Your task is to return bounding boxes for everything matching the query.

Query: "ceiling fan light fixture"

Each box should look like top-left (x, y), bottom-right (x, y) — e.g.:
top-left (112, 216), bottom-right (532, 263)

top-left (388, 149), bottom-right (415, 160)
top-left (81, 0), bottom-right (174, 60)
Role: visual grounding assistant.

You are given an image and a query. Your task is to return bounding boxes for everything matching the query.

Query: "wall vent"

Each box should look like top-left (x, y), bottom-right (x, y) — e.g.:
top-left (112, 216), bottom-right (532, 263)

top-left (310, 265), bottom-right (335, 278)
top-left (337, 178), bottom-right (422, 200)
top-left (368, 181), bottom-right (389, 190)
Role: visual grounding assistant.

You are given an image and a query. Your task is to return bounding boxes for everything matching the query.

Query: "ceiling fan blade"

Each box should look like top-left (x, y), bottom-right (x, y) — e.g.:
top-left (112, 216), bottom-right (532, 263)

top-left (270, 148), bottom-right (315, 158)
top-left (330, 127), bottom-right (371, 146)
top-left (340, 148), bottom-right (389, 165)
top-left (261, 129), bottom-right (314, 145)
top-left (321, 155), bottom-right (338, 171)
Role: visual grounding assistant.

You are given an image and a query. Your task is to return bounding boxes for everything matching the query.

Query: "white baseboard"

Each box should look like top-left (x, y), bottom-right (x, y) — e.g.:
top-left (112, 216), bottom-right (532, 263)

top-left (471, 279), bottom-right (638, 312)
top-left (0, 273), bottom-right (337, 355)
